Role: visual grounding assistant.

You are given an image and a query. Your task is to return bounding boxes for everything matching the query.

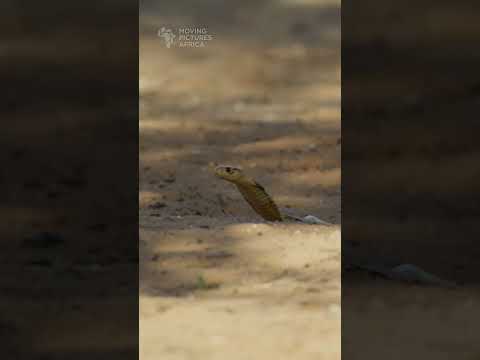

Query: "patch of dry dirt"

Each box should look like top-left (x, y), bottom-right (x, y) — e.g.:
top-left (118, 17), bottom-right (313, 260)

top-left (139, 1), bottom-right (341, 359)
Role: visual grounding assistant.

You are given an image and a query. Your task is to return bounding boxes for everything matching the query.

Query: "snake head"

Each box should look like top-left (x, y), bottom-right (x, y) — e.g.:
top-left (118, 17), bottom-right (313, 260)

top-left (214, 165), bottom-right (245, 182)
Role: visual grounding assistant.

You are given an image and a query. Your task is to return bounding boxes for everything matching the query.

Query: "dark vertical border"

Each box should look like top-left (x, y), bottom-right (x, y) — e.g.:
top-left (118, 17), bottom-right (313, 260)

top-left (342, 1), bottom-right (480, 359)
top-left (1, 1), bottom-right (139, 358)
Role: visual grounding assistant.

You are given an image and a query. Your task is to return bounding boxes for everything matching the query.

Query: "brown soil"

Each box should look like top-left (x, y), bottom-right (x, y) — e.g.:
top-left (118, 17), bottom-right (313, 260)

top-left (139, 1), bottom-right (341, 359)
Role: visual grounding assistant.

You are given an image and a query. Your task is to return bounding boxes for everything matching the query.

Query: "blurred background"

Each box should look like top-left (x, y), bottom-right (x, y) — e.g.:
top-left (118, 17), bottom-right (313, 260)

top-left (1, 1), bottom-right (138, 358)
top-left (343, 1), bottom-right (480, 359)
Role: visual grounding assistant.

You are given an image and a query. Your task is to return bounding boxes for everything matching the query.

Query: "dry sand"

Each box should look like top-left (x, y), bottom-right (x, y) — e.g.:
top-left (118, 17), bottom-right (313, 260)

top-left (140, 1), bottom-right (341, 358)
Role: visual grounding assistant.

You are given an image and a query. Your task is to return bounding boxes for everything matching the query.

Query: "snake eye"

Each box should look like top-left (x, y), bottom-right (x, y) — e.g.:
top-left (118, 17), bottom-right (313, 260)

top-left (225, 167), bottom-right (232, 173)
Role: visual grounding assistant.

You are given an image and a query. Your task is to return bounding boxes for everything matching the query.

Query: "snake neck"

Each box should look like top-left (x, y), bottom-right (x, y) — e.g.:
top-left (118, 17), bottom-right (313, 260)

top-left (234, 182), bottom-right (283, 222)
top-left (231, 174), bottom-right (257, 186)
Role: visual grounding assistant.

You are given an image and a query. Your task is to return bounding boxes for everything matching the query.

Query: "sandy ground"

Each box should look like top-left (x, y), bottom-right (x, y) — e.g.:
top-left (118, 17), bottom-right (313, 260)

top-left (139, 1), bottom-right (341, 359)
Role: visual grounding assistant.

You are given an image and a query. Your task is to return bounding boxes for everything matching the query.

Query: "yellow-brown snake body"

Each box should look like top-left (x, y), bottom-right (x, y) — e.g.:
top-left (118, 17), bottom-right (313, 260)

top-left (214, 165), bottom-right (283, 221)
